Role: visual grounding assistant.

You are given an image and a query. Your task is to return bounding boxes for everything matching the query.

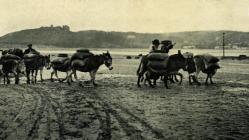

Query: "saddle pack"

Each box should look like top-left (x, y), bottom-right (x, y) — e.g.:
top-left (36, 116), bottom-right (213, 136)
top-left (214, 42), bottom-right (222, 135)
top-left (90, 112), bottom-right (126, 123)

top-left (194, 54), bottom-right (220, 72)
top-left (147, 52), bottom-right (169, 73)
top-left (52, 54), bottom-right (70, 66)
top-left (1, 54), bottom-right (21, 61)
top-left (23, 53), bottom-right (41, 63)
top-left (71, 50), bottom-right (94, 62)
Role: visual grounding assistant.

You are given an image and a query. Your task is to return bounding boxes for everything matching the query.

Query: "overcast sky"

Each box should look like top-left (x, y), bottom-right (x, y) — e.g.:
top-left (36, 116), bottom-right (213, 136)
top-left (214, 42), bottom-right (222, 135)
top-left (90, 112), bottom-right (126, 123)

top-left (0, 0), bottom-right (249, 36)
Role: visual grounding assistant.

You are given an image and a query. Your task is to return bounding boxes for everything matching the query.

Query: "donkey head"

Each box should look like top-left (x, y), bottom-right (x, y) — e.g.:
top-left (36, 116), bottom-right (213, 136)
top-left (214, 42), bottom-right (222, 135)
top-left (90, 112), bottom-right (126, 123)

top-left (43, 55), bottom-right (51, 68)
top-left (175, 50), bottom-right (187, 70)
top-left (103, 51), bottom-right (113, 70)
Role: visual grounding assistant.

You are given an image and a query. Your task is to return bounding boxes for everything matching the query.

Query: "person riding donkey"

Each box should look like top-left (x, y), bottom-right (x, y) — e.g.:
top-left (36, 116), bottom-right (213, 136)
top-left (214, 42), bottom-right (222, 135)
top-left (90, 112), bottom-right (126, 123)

top-left (149, 39), bottom-right (160, 53)
top-left (24, 44), bottom-right (40, 55)
top-left (23, 44), bottom-right (50, 83)
top-left (143, 40), bottom-right (177, 85)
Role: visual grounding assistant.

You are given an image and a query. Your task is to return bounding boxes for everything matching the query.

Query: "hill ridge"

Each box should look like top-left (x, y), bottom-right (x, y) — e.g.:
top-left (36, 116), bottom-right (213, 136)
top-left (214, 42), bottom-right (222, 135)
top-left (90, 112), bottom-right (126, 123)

top-left (0, 26), bottom-right (249, 49)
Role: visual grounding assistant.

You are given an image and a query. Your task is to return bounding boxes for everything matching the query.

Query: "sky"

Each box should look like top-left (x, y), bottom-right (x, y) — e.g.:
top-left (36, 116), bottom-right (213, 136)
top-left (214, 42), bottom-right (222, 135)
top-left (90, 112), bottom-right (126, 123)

top-left (0, 0), bottom-right (249, 36)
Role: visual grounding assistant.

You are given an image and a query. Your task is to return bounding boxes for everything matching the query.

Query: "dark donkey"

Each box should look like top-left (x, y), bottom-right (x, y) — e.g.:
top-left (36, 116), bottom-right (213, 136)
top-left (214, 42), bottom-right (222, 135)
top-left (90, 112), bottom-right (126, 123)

top-left (67, 51), bottom-right (113, 86)
top-left (137, 50), bottom-right (187, 88)
top-left (0, 54), bottom-right (25, 84)
top-left (24, 54), bottom-right (50, 84)
top-left (0, 48), bottom-right (25, 84)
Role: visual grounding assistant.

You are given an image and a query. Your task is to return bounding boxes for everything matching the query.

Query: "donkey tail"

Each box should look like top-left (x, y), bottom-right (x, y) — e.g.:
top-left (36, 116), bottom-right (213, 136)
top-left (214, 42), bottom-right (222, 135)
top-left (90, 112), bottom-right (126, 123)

top-left (136, 60), bottom-right (142, 76)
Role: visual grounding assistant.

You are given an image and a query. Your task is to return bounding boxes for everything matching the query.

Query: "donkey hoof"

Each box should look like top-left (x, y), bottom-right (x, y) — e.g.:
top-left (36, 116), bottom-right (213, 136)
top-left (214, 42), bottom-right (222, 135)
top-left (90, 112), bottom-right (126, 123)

top-left (93, 83), bottom-right (98, 87)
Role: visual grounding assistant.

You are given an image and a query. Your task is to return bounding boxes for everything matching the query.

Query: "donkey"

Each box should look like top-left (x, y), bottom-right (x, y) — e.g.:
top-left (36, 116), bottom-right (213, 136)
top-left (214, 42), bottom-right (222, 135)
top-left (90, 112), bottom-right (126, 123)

top-left (0, 54), bottom-right (25, 84)
top-left (67, 51), bottom-right (113, 86)
top-left (137, 51), bottom-right (186, 88)
top-left (185, 54), bottom-right (220, 85)
top-left (24, 54), bottom-right (50, 84)
top-left (48, 58), bottom-right (77, 82)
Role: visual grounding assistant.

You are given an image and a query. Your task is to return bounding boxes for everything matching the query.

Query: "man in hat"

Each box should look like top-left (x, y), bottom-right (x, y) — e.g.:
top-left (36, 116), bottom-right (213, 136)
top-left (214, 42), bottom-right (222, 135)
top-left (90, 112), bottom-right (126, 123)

top-left (149, 39), bottom-right (160, 53)
top-left (24, 44), bottom-right (40, 55)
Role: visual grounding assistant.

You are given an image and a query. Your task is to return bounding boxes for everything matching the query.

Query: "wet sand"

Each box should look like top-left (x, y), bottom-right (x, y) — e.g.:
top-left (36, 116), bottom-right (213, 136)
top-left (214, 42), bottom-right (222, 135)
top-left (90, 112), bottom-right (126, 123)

top-left (0, 58), bottom-right (249, 140)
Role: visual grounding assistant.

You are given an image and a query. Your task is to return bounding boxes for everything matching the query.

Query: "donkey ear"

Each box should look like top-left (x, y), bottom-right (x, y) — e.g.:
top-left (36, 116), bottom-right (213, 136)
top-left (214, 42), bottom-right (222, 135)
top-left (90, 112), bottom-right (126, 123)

top-left (178, 50), bottom-right (181, 54)
top-left (107, 50), bottom-right (109, 54)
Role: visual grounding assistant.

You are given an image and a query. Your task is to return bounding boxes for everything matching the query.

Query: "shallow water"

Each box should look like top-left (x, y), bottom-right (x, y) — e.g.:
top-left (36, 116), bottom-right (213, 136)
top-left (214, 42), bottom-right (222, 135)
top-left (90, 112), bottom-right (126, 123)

top-left (37, 48), bottom-right (249, 57)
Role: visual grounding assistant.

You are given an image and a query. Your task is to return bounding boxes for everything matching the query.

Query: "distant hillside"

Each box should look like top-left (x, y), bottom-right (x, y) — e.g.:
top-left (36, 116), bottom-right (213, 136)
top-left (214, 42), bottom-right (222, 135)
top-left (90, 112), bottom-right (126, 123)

top-left (0, 25), bottom-right (249, 49)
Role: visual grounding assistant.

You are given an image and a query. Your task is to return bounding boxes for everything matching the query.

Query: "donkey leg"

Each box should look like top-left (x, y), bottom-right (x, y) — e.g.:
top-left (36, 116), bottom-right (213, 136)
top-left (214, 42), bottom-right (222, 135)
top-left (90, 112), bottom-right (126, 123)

top-left (40, 69), bottom-right (44, 82)
top-left (147, 73), bottom-right (154, 88)
top-left (195, 70), bottom-right (201, 85)
top-left (210, 75), bottom-right (214, 84)
top-left (3, 74), bottom-right (6, 84)
top-left (174, 74), bottom-right (179, 82)
top-left (137, 74), bottom-right (143, 87)
top-left (50, 70), bottom-right (55, 82)
top-left (35, 70), bottom-right (38, 83)
top-left (90, 71), bottom-right (97, 87)
top-left (67, 71), bottom-right (74, 85)
top-left (55, 71), bottom-right (59, 80)
top-left (143, 72), bottom-right (148, 86)
top-left (54, 71), bottom-right (61, 82)
top-left (14, 72), bottom-right (19, 84)
top-left (62, 71), bottom-right (69, 82)
top-left (26, 70), bottom-right (30, 84)
top-left (153, 74), bottom-right (158, 86)
top-left (177, 73), bottom-right (183, 85)
top-left (73, 71), bottom-right (78, 81)
top-left (153, 78), bottom-right (157, 86)
top-left (6, 73), bottom-right (10, 84)
top-left (31, 70), bottom-right (34, 84)
top-left (205, 74), bottom-right (209, 85)
top-left (164, 74), bottom-right (169, 89)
